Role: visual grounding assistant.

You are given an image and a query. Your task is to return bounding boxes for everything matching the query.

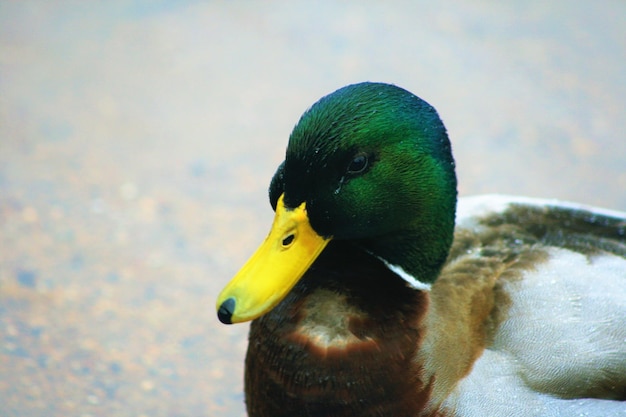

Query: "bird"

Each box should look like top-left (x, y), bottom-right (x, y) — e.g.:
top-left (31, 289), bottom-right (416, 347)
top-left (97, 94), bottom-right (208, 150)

top-left (216, 82), bottom-right (626, 417)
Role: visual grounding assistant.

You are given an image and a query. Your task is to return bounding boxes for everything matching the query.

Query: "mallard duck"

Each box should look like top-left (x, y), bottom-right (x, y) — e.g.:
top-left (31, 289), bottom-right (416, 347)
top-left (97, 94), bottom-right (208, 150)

top-left (216, 82), bottom-right (626, 417)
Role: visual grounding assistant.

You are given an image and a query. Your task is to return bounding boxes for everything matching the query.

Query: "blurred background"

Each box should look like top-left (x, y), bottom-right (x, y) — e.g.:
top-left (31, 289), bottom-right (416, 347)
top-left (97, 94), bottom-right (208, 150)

top-left (1, 1), bottom-right (624, 416)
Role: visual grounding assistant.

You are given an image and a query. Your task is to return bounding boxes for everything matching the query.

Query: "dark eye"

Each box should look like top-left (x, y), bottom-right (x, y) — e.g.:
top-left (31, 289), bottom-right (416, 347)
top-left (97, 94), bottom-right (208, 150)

top-left (347, 153), bottom-right (368, 174)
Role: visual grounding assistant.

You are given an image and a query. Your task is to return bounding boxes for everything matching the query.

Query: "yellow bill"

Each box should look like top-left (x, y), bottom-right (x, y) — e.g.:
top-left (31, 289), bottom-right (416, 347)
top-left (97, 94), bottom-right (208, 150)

top-left (216, 194), bottom-right (331, 324)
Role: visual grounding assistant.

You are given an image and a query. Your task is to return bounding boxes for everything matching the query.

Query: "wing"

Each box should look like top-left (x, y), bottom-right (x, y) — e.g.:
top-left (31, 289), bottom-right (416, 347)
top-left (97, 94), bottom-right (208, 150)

top-left (446, 195), bottom-right (626, 416)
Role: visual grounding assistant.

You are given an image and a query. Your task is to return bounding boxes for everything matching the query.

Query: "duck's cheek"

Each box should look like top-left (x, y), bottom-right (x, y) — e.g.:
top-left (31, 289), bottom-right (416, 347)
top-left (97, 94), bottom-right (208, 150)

top-left (310, 216), bottom-right (384, 241)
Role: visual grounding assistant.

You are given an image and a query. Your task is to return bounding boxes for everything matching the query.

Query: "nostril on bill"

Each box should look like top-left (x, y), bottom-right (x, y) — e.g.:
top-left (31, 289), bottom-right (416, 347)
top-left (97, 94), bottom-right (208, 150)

top-left (282, 234), bottom-right (295, 247)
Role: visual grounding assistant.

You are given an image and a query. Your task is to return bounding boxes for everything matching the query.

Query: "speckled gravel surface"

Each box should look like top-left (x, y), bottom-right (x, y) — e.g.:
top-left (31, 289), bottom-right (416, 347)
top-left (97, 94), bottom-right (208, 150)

top-left (1, 1), bottom-right (624, 416)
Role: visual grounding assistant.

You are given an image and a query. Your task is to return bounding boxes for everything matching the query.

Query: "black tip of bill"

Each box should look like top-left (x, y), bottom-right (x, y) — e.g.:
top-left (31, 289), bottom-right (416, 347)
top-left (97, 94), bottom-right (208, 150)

top-left (217, 297), bottom-right (235, 324)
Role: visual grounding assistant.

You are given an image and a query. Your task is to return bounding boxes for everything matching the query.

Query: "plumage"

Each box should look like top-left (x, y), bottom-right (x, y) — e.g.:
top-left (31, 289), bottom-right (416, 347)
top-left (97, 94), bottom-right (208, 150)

top-left (216, 82), bottom-right (626, 416)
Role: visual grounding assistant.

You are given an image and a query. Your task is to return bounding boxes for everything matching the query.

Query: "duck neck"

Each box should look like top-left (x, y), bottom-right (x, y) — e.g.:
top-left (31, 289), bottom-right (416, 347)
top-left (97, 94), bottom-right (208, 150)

top-left (360, 162), bottom-right (458, 288)
top-left (360, 217), bottom-right (455, 289)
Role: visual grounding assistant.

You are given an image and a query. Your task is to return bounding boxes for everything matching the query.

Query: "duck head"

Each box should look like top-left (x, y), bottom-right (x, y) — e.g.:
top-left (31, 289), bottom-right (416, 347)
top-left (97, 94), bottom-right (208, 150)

top-left (217, 82), bottom-right (457, 324)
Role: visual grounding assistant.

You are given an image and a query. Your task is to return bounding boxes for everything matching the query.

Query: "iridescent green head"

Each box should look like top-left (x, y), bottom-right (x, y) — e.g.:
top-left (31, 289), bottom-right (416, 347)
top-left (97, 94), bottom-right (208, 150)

top-left (217, 82), bottom-right (457, 323)
top-left (271, 82), bottom-right (457, 284)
